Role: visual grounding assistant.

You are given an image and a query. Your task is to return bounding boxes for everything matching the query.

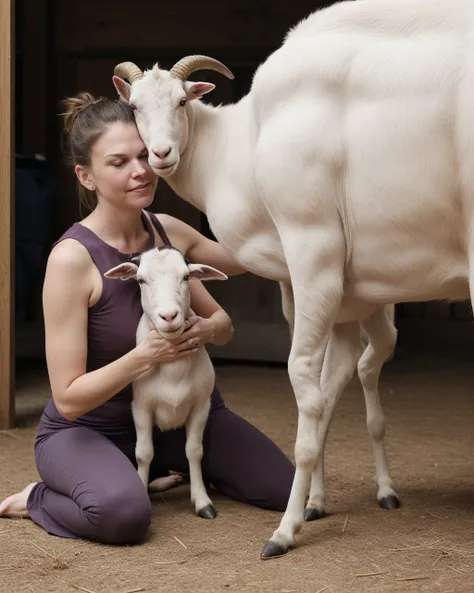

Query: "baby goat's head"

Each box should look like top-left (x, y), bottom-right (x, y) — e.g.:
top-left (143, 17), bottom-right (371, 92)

top-left (112, 56), bottom-right (234, 178)
top-left (104, 247), bottom-right (227, 339)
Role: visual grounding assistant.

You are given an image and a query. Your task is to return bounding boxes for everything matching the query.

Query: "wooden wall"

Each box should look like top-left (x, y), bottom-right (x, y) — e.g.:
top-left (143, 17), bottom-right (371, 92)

top-left (1, 0), bottom-right (14, 428)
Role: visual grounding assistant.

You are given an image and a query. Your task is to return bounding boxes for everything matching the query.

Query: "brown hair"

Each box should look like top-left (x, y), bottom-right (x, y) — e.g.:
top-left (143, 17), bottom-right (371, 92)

top-left (60, 92), bottom-right (135, 213)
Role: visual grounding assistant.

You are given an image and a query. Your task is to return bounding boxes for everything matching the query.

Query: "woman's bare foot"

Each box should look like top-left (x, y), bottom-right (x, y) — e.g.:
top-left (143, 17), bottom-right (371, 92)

top-left (148, 474), bottom-right (184, 493)
top-left (0, 483), bottom-right (37, 518)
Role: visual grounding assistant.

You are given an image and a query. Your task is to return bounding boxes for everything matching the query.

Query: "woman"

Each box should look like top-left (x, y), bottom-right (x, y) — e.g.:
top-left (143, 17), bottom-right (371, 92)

top-left (0, 93), bottom-right (294, 544)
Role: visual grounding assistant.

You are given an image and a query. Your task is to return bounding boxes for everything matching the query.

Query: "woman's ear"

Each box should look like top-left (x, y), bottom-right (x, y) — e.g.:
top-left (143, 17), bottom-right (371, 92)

top-left (75, 165), bottom-right (96, 191)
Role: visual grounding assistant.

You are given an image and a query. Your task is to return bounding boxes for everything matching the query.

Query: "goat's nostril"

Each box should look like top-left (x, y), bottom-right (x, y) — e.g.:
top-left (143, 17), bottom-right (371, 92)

top-left (153, 147), bottom-right (172, 160)
top-left (159, 311), bottom-right (178, 323)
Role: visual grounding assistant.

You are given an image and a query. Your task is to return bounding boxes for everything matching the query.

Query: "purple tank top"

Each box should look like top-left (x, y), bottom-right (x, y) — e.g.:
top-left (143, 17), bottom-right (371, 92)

top-left (38, 211), bottom-right (172, 437)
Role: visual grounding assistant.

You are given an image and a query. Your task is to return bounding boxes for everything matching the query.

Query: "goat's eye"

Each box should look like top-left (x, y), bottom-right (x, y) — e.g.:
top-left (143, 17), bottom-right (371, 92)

top-left (179, 98), bottom-right (187, 107)
top-left (137, 278), bottom-right (145, 285)
top-left (183, 274), bottom-right (190, 282)
top-left (130, 104), bottom-right (137, 111)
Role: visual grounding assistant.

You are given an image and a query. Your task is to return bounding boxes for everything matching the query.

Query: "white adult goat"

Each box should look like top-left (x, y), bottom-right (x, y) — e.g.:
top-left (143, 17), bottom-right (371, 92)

top-left (105, 246), bottom-right (227, 519)
top-left (110, 0), bottom-right (467, 558)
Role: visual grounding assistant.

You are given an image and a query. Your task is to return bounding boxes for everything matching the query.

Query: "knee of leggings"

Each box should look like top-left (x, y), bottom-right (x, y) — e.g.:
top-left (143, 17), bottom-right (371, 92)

top-left (257, 484), bottom-right (292, 512)
top-left (85, 485), bottom-right (152, 544)
top-left (220, 477), bottom-right (292, 513)
top-left (253, 470), bottom-right (294, 512)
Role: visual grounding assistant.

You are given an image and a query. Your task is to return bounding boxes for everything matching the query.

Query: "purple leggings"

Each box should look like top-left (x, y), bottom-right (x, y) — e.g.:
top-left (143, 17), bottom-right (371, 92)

top-left (27, 398), bottom-right (295, 544)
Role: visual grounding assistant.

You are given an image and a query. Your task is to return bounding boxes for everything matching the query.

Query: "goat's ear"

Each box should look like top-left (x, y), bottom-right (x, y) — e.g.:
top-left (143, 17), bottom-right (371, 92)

top-left (104, 262), bottom-right (138, 281)
top-left (112, 75), bottom-right (132, 103)
top-left (184, 82), bottom-right (215, 100)
top-left (188, 263), bottom-right (228, 281)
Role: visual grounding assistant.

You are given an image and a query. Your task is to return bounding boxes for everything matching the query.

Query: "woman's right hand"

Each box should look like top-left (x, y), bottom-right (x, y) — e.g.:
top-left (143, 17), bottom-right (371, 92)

top-left (136, 328), bottom-right (199, 365)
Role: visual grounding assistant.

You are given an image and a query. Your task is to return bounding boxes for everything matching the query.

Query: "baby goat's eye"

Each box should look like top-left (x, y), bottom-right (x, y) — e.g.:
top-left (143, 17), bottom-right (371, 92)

top-left (183, 274), bottom-right (190, 282)
top-left (179, 98), bottom-right (187, 107)
top-left (137, 278), bottom-right (146, 285)
top-left (130, 103), bottom-right (137, 111)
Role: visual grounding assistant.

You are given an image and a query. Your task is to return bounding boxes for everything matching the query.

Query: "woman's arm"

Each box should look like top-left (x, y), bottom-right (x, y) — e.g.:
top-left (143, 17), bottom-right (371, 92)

top-left (43, 240), bottom-right (196, 421)
top-left (156, 214), bottom-right (248, 276)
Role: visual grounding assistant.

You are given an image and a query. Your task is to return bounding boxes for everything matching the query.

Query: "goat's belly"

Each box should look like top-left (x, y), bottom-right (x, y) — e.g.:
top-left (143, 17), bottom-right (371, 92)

top-left (346, 250), bottom-right (469, 304)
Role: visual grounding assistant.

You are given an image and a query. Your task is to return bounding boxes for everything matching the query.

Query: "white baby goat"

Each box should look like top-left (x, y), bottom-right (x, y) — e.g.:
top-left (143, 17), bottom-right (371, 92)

top-left (105, 246), bottom-right (227, 519)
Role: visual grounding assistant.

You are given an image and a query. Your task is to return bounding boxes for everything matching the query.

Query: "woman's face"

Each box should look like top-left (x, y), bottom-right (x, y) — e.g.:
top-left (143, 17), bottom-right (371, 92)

top-left (76, 122), bottom-right (158, 211)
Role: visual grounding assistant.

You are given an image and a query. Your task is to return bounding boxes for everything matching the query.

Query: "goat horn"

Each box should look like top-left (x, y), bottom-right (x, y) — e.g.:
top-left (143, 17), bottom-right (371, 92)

top-left (169, 55), bottom-right (234, 81)
top-left (114, 61), bottom-right (144, 84)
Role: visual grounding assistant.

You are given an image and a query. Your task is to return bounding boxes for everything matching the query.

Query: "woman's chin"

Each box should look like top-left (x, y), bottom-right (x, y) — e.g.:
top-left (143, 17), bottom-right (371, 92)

top-left (125, 190), bottom-right (156, 209)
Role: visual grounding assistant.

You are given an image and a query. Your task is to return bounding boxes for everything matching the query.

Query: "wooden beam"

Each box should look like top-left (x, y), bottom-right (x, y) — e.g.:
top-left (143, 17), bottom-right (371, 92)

top-left (0, 0), bottom-right (14, 429)
top-left (20, 0), bottom-right (49, 156)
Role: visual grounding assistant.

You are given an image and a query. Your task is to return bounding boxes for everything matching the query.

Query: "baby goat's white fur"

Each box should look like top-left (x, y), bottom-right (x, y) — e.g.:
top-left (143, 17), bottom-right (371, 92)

top-left (105, 247), bottom-right (227, 517)
top-left (111, 0), bottom-right (471, 555)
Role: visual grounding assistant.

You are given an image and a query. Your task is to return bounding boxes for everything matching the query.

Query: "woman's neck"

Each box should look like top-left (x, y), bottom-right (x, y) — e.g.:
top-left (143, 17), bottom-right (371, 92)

top-left (83, 203), bottom-right (150, 253)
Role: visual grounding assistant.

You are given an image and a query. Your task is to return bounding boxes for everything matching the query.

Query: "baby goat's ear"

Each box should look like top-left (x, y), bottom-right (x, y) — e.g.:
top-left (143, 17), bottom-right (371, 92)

top-left (188, 263), bottom-right (228, 281)
top-left (104, 262), bottom-right (138, 281)
top-left (112, 75), bottom-right (132, 103)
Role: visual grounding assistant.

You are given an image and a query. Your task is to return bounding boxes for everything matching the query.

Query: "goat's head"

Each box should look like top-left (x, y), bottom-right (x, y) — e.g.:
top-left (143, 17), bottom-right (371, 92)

top-left (104, 247), bottom-right (228, 339)
top-left (112, 56), bottom-right (234, 178)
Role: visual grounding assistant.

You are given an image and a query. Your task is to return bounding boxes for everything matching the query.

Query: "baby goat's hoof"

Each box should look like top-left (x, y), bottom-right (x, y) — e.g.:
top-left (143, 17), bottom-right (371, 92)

top-left (304, 507), bottom-right (326, 522)
top-left (260, 540), bottom-right (289, 560)
top-left (197, 503), bottom-right (217, 519)
top-left (379, 495), bottom-right (400, 510)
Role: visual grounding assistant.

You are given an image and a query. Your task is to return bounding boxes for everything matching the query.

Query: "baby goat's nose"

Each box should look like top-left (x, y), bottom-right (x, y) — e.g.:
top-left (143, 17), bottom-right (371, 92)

top-left (159, 310), bottom-right (178, 323)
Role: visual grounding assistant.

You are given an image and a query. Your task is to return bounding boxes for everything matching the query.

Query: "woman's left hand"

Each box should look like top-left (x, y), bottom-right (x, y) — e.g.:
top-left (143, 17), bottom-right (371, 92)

top-left (173, 315), bottom-right (216, 349)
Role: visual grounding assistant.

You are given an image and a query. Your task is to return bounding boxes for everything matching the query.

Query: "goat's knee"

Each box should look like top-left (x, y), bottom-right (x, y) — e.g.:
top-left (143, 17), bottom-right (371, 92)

top-left (185, 440), bottom-right (203, 463)
top-left (289, 362), bottom-right (325, 420)
top-left (136, 440), bottom-right (154, 468)
top-left (294, 413), bottom-right (321, 470)
top-left (367, 412), bottom-right (386, 442)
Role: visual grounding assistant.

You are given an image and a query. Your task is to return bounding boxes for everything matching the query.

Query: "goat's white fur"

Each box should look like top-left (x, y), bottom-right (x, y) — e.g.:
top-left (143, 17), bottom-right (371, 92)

top-left (111, 0), bottom-right (468, 555)
top-left (105, 248), bottom-right (227, 517)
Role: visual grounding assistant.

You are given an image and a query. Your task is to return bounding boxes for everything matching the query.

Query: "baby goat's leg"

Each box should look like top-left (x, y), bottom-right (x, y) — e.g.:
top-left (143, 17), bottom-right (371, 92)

top-left (185, 400), bottom-right (215, 519)
top-left (132, 401), bottom-right (155, 488)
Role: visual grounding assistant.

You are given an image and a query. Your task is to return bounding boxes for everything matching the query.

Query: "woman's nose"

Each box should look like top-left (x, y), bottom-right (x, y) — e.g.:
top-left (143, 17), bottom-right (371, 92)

top-left (132, 162), bottom-right (146, 176)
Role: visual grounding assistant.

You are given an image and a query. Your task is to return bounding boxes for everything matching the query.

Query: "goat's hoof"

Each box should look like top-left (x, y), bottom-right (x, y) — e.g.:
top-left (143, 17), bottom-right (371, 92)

top-left (260, 540), bottom-right (289, 560)
top-left (197, 503), bottom-right (216, 519)
top-left (379, 495), bottom-right (400, 510)
top-left (304, 507), bottom-right (326, 522)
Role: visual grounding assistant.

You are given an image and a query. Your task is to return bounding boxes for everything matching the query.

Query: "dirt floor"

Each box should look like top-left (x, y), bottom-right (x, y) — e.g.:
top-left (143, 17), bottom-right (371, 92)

top-left (2, 356), bottom-right (474, 593)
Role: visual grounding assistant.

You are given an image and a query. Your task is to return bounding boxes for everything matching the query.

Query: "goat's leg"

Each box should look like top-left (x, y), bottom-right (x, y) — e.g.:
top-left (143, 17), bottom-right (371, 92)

top-left (280, 283), bottom-right (365, 522)
top-left (261, 236), bottom-right (345, 559)
top-left (358, 305), bottom-right (400, 510)
top-left (279, 282), bottom-right (294, 339)
top-left (304, 321), bottom-right (363, 521)
top-left (185, 400), bottom-right (215, 519)
top-left (132, 402), bottom-right (155, 488)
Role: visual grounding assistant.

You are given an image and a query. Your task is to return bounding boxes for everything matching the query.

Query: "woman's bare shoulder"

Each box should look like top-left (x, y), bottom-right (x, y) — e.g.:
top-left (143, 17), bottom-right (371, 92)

top-left (46, 238), bottom-right (94, 278)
